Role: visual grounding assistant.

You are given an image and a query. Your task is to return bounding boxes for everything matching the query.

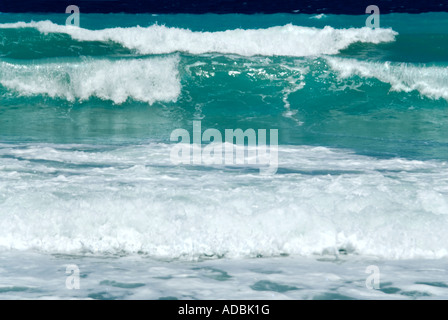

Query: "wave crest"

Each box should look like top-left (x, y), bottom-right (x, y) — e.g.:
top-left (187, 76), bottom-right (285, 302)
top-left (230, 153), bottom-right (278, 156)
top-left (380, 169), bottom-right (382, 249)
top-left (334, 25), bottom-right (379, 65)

top-left (327, 57), bottom-right (448, 101)
top-left (0, 21), bottom-right (398, 57)
top-left (0, 57), bottom-right (181, 104)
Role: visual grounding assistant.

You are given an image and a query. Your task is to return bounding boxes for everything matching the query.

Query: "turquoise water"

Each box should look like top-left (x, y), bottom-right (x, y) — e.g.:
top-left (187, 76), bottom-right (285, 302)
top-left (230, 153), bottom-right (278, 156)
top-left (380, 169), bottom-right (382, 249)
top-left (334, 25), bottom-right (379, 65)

top-left (0, 12), bottom-right (448, 299)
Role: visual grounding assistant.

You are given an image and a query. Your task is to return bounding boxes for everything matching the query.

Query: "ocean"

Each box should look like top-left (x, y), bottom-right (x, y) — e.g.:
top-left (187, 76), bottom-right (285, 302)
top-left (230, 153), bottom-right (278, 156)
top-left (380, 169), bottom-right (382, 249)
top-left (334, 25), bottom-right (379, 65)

top-left (0, 11), bottom-right (448, 299)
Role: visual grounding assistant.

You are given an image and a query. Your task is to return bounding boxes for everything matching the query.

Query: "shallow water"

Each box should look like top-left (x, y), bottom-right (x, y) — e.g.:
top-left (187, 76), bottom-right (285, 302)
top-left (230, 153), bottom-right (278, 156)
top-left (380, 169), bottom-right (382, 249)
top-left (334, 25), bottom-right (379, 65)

top-left (1, 251), bottom-right (448, 300)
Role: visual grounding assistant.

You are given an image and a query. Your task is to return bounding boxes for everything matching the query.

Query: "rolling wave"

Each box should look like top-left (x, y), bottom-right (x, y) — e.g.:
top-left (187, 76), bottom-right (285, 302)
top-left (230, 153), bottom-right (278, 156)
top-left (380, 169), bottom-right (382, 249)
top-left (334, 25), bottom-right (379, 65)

top-left (2, 54), bottom-right (447, 105)
top-left (0, 57), bottom-right (181, 104)
top-left (0, 21), bottom-right (398, 57)
top-left (327, 57), bottom-right (448, 101)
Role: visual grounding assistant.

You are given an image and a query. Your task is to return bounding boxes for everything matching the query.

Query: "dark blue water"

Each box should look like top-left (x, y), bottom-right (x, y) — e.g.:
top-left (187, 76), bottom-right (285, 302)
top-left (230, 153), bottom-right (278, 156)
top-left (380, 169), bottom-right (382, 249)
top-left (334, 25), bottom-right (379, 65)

top-left (1, 0), bottom-right (447, 14)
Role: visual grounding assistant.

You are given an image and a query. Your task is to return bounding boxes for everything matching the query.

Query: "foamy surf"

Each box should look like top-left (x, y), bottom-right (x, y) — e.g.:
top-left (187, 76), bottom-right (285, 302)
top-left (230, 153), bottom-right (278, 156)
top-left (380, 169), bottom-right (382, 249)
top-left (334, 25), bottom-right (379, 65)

top-left (1, 143), bottom-right (448, 260)
top-left (0, 21), bottom-right (398, 57)
top-left (0, 57), bottom-right (181, 104)
top-left (327, 57), bottom-right (448, 101)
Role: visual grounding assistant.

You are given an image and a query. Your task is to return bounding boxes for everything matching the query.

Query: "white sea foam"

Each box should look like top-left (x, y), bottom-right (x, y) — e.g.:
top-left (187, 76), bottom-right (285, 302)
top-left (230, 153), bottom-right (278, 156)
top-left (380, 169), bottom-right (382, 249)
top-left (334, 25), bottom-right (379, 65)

top-left (0, 21), bottom-right (398, 56)
top-left (0, 57), bottom-right (181, 104)
top-left (0, 143), bottom-right (447, 260)
top-left (310, 14), bottom-right (327, 19)
top-left (327, 57), bottom-right (448, 101)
